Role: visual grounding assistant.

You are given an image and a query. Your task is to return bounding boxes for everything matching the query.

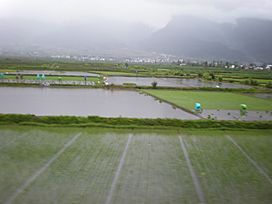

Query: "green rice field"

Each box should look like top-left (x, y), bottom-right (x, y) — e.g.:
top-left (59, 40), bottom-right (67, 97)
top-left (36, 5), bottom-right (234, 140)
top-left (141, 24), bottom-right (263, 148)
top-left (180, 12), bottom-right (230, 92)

top-left (143, 90), bottom-right (272, 111)
top-left (0, 126), bottom-right (271, 204)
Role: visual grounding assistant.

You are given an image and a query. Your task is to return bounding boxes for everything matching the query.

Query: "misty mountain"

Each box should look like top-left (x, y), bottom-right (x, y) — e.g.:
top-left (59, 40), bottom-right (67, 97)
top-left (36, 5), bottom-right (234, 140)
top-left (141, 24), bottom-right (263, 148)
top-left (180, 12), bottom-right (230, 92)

top-left (143, 16), bottom-right (272, 62)
top-left (232, 18), bottom-right (272, 62)
top-left (0, 18), bottom-right (153, 55)
top-left (1, 17), bottom-right (272, 62)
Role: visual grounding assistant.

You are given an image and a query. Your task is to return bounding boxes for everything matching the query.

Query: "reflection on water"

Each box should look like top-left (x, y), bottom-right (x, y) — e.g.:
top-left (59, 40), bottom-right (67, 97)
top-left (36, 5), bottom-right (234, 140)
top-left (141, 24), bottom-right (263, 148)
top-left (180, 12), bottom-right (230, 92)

top-left (0, 87), bottom-right (198, 119)
top-left (250, 93), bottom-right (272, 100)
top-left (106, 76), bottom-right (251, 89)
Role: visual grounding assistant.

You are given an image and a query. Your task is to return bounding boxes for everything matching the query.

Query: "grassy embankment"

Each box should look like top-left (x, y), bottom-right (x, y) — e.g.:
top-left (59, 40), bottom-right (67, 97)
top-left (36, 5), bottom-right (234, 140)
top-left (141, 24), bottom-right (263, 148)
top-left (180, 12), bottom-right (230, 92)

top-left (143, 90), bottom-right (272, 111)
top-left (0, 114), bottom-right (271, 129)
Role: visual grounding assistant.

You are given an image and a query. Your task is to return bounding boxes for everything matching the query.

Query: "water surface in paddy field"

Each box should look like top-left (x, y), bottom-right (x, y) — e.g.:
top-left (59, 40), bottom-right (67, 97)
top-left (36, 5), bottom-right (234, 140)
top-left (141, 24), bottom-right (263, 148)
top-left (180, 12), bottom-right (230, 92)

top-left (106, 76), bottom-right (252, 89)
top-left (249, 93), bottom-right (272, 100)
top-left (0, 87), bottom-right (198, 119)
top-left (199, 110), bottom-right (272, 121)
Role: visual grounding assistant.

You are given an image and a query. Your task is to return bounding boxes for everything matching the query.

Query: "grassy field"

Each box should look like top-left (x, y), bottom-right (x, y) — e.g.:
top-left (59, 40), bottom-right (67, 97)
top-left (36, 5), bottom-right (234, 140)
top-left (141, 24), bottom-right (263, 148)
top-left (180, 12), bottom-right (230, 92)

top-left (0, 126), bottom-right (271, 204)
top-left (143, 90), bottom-right (272, 111)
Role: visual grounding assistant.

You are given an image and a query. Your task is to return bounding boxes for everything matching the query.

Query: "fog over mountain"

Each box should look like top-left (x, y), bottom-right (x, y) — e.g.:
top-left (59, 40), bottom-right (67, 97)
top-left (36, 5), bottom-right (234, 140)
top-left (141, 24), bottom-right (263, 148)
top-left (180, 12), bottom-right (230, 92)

top-left (1, 0), bottom-right (272, 62)
top-left (143, 16), bottom-right (272, 62)
top-left (0, 18), bottom-right (154, 55)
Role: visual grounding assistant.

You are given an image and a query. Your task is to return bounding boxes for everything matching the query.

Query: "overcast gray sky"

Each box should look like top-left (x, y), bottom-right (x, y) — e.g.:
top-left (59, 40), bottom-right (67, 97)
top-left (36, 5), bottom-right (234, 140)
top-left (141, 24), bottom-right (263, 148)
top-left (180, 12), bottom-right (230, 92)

top-left (1, 0), bottom-right (272, 28)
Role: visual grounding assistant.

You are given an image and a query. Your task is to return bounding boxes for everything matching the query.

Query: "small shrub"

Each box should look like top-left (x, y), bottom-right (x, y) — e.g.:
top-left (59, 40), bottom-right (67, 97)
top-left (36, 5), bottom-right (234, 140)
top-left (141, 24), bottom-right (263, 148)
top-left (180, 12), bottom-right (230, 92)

top-left (210, 73), bottom-right (216, 80)
top-left (151, 81), bottom-right (157, 89)
top-left (266, 82), bottom-right (272, 88)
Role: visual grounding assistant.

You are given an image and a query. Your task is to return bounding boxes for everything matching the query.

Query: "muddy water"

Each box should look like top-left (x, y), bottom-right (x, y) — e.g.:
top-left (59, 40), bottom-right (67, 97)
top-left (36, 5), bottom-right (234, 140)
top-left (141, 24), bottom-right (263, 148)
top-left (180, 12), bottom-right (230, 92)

top-left (200, 110), bottom-right (272, 121)
top-left (250, 93), bottom-right (272, 100)
top-left (106, 76), bottom-right (251, 89)
top-left (0, 87), bottom-right (198, 119)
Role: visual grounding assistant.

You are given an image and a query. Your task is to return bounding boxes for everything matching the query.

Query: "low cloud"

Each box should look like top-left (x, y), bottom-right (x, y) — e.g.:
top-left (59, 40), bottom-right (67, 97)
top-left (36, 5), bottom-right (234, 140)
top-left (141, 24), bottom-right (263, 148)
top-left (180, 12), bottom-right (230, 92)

top-left (0, 0), bottom-right (272, 28)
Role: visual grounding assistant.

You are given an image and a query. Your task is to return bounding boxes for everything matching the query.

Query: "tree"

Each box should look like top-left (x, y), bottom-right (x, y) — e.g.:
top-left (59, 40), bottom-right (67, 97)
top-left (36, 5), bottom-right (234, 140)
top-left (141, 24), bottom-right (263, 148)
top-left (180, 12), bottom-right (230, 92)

top-left (125, 63), bottom-right (129, 69)
top-left (225, 61), bottom-right (229, 67)
top-left (203, 72), bottom-right (211, 80)
top-left (210, 73), bottom-right (215, 80)
top-left (249, 78), bottom-right (258, 86)
top-left (151, 81), bottom-right (157, 89)
top-left (266, 82), bottom-right (272, 88)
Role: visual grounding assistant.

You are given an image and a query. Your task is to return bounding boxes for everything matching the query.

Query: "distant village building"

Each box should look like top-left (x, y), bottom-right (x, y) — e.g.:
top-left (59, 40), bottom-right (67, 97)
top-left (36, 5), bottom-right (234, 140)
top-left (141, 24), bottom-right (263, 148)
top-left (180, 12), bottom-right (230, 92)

top-left (266, 65), bottom-right (272, 70)
top-left (254, 67), bottom-right (264, 70)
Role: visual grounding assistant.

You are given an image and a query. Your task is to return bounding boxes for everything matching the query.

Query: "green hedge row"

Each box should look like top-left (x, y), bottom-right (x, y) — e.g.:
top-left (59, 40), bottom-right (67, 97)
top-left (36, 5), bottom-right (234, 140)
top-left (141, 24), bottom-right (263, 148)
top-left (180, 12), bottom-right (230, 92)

top-left (0, 114), bottom-right (271, 129)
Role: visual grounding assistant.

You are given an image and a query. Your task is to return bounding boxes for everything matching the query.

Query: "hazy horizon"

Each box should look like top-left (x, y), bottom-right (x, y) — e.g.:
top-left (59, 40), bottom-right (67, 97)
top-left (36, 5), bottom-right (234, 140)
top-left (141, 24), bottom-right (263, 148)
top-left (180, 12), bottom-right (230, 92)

top-left (1, 0), bottom-right (272, 62)
top-left (1, 0), bottom-right (272, 28)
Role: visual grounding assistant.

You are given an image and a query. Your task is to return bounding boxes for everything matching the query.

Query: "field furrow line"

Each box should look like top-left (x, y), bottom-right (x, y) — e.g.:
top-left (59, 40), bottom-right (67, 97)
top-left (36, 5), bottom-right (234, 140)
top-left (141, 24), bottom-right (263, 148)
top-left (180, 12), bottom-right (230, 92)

top-left (179, 136), bottom-right (206, 204)
top-left (226, 135), bottom-right (272, 185)
top-left (4, 132), bottom-right (81, 204)
top-left (105, 134), bottom-right (132, 204)
top-left (146, 135), bottom-right (151, 202)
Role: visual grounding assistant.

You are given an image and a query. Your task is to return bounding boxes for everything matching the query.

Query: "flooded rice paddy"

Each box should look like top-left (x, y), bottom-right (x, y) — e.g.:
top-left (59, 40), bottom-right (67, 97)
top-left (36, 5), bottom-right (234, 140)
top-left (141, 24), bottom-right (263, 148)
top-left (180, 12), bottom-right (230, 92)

top-left (0, 87), bottom-right (271, 120)
top-left (249, 93), bottom-right (272, 100)
top-left (0, 87), bottom-right (198, 119)
top-left (106, 76), bottom-right (251, 89)
top-left (0, 79), bottom-right (95, 86)
top-left (199, 110), bottom-right (272, 121)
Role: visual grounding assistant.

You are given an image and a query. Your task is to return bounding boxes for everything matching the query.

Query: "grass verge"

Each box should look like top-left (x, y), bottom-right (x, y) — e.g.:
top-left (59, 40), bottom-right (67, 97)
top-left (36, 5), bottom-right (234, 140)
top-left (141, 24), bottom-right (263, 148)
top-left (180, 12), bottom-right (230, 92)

top-left (0, 114), bottom-right (271, 129)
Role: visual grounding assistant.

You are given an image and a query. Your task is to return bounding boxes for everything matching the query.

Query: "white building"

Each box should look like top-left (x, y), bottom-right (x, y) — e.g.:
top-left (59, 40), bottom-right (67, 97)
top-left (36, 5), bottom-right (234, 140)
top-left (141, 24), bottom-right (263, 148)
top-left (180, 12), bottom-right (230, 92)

top-left (266, 65), bottom-right (272, 70)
